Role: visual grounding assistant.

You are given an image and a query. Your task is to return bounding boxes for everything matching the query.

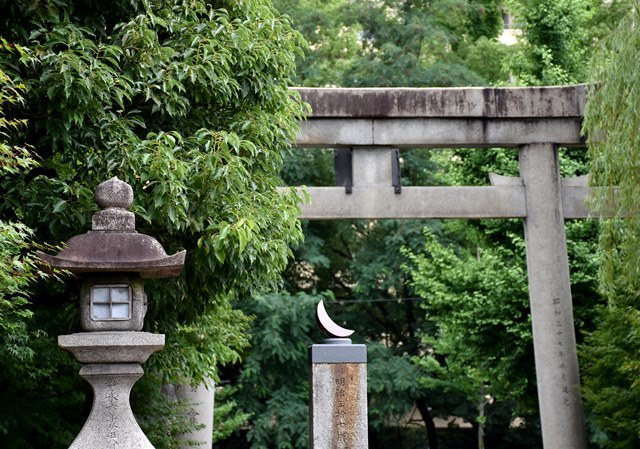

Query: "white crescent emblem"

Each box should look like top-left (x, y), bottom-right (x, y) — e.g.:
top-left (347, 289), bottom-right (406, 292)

top-left (316, 300), bottom-right (354, 338)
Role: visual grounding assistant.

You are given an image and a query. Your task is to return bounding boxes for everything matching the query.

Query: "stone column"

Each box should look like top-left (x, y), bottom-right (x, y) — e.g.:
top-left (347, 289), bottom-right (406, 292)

top-left (168, 381), bottom-right (215, 449)
top-left (309, 338), bottom-right (368, 449)
top-left (519, 143), bottom-right (587, 449)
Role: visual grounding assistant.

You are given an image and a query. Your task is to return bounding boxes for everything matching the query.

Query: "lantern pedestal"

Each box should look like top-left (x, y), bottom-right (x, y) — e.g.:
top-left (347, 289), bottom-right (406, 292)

top-left (59, 332), bottom-right (165, 449)
top-left (71, 364), bottom-right (152, 449)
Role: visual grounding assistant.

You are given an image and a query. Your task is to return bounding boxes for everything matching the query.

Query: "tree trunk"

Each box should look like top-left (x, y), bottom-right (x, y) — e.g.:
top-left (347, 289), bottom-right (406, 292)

top-left (478, 398), bottom-right (485, 449)
top-left (416, 397), bottom-right (438, 449)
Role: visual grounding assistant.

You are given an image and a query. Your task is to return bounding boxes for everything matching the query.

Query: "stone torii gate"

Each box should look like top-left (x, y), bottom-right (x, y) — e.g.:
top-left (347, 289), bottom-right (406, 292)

top-left (290, 85), bottom-right (590, 449)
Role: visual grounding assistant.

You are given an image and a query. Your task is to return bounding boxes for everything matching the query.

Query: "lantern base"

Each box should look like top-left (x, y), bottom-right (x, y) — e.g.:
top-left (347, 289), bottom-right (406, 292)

top-left (70, 363), bottom-right (154, 449)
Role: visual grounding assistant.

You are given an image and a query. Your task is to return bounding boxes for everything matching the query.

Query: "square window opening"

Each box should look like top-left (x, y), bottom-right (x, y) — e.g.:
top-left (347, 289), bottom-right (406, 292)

top-left (90, 284), bottom-right (132, 321)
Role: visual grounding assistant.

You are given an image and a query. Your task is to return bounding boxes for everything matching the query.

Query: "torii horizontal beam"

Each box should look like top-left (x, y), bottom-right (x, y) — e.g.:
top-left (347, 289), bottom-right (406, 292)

top-left (293, 85), bottom-right (587, 148)
top-left (292, 183), bottom-right (591, 220)
top-left (288, 85), bottom-right (592, 221)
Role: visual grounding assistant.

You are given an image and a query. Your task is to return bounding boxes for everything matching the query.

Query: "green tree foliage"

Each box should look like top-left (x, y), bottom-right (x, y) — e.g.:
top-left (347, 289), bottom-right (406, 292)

top-left (0, 40), bottom-right (39, 377)
top-left (278, 149), bottom-right (444, 446)
top-left (276, 0), bottom-right (508, 87)
top-left (0, 41), bottom-right (77, 444)
top-left (233, 291), bottom-right (322, 449)
top-left (216, 0), bottom-right (624, 448)
top-left (338, 0), bottom-right (497, 87)
top-left (406, 229), bottom-right (535, 415)
top-left (0, 45), bottom-right (90, 449)
top-left (398, 0), bottom-right (618, 439)
top-left (248, 1), bottom-right (605, 448)
top-left (0, 0), bottom-right (305, 446)
top-left (267, 0), bottom-right (361, 87)
top-left (581, 3), bottom-right (640, 447)
top-left (505, 0), bottom-right (605, 85)
top-left (212, 385), bottom-right (252, 444)
top-left (132, 375), bottom-right (206, 449)
top-left (405, 148), bottom-right (600, 446)
top-left (228, 291), bottom-right (432, 449)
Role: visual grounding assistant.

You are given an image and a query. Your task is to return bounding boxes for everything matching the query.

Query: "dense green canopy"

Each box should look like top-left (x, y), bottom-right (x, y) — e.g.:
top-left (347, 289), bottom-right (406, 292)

top-left (581, 3), bottom-right (640, 448)
top-left (0, 0), bottom-right (305, 446)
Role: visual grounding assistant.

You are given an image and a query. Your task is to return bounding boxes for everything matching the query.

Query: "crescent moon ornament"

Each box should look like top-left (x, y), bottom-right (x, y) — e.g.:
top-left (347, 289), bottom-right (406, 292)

top-left (316, 300), bottom-right (355, 338)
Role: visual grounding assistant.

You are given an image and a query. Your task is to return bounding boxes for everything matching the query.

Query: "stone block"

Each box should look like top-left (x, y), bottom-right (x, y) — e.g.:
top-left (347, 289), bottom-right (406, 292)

top-left (352, 148), bottom-right (394, 186)
top-left (310, 363), bottom-right (368, 449)
top-left (58, 331), bottom-right (165, 364)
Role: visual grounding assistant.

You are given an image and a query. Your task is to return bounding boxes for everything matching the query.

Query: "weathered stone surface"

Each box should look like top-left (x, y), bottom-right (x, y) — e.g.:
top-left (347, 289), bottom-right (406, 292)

top-left (37, 177), bottom-right (186, 279)
top-left (38, 232), bottom-right (186, 278)
top-left (310, 363), bottom-right (368, 449)
top-left (92, 178), bottom-right (136, 231)
top-left (59, 332), bottom-right (164, 364)
top-left (519, 144), bottom-right (588, 449)
top-left (299, 118), bottom-right (374, 147)
top-left (352, 148), bottom-right (394, 187)
top-left (285, 184), bottom-right (593, 220)
top-left (95, 177), bottom-right (134, 209)
top-left (92, 208), bottom-right (136, 231)
top-left (293, 86), bottom-right (587, 148)
top-left (291, 186), bottom-right (525, 219)
top-left (296, 117), bottom-right (584, 148)
top-left (296, 87), bottom-right (488, 117)
top-left (171, 381), bottom-right (215, 449)
top-left (294, 85), bottom-right (586, 118)
top-left (69, 363), bottom-right (153, 449)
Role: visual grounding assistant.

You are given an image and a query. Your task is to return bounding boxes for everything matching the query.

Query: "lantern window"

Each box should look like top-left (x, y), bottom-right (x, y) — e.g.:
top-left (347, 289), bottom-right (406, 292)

top-left (91, 285), bottom-right (132, 320)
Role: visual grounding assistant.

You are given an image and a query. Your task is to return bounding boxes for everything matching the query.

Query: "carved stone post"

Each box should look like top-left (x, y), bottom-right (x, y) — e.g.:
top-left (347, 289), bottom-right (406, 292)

top-left (309, 301), bottom-right (368, 449)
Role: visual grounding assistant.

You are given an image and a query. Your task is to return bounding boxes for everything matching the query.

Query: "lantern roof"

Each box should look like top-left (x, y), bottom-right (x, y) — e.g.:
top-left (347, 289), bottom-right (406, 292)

top-left (37, 177), bottom-right (185, 278)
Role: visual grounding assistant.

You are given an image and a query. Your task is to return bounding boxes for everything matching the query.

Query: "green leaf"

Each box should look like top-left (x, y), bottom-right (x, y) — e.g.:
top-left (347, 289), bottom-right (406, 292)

top-left (52, 199), bottom-right (67, 213)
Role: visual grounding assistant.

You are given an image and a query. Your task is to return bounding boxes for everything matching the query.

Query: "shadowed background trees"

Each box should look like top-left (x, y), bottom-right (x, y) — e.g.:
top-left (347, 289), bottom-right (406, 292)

top-left (224, 1), bottom-right (632, 449)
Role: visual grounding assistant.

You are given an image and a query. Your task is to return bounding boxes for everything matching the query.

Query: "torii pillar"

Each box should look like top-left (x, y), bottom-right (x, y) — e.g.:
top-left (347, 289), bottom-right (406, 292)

top-left (519, 144), bottom-right (587, 449)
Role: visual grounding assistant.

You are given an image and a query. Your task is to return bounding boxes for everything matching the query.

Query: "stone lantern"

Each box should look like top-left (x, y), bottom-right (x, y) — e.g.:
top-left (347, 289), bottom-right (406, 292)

top-left (38, 177), bottom-right (185, 449)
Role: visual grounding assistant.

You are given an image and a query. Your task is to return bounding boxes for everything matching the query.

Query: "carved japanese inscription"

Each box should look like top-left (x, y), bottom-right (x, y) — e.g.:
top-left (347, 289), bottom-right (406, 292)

top-left (311, 363), bottom-right (368, 449)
